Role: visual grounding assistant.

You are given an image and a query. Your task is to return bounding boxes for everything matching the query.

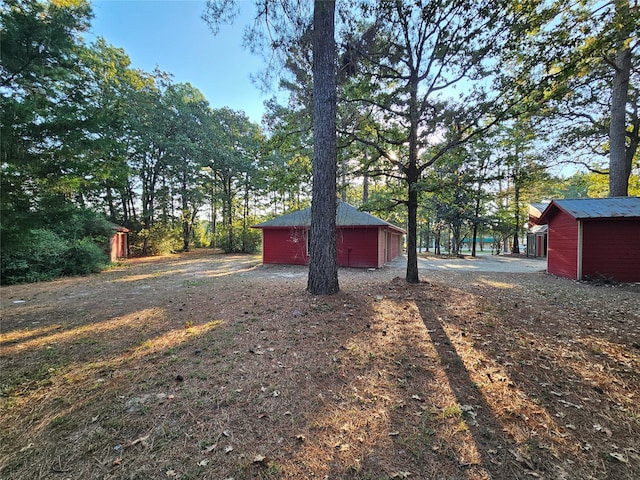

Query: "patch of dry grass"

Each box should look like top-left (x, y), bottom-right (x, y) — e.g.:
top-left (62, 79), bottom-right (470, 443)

top-left (1, 251), bottom-right (638, 479)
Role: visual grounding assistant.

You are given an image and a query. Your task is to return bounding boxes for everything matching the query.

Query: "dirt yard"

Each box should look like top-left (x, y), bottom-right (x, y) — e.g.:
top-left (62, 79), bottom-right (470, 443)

top-left (1, 249), bottom-right (639, 479)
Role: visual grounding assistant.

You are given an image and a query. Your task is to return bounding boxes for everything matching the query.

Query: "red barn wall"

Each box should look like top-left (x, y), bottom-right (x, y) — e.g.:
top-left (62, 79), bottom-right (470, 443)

top-left (261, 225), bottom-right (404, 268)
top-left (378, 229), bottom-right (386, 267)
top-left (262, 228), bottom-right (308, 265)
top-left (547, 212), bottom-right (578, 279)
top-left (582, 219), bottom-right (640, 282)
top-left (337, 227), bottom-right (379, 268)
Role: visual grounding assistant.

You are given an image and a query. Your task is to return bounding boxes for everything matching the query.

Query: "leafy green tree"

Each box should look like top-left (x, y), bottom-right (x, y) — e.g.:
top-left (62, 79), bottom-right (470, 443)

top-left (425, 148), bottom-right (477, 256)
top-left (487, 205), bottom-right (513, 255)
top-left (163, 83), bottom-right (212, 251)
top-left (465, 136), bottom-right (502, 257)
top-left (262, 100), bottom-right (313, 213)
top-left (515, 0), bottom-right (639, 196)
top-left (206, 108), bottom-right (264, 252)
top-left (341, 0), bottom-right (532, 282)
top-left (1, 0), bottom-right (93, 245)
top-left (126, 74), bottom-right (174, 255)
top-left (495, 119), bottom-right (550, 253)
top-left (78, 39), bottom-right (151, 224)
top-left (0, 0), bottom-right (120, 283)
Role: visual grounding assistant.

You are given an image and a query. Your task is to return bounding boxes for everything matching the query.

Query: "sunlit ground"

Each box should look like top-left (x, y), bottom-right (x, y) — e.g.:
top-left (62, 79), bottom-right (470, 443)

top-left (1, 253), bottom-right (638, 479)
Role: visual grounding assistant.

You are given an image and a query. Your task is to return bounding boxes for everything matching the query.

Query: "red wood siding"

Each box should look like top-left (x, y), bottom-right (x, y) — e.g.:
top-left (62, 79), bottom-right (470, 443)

top-left (547, 212), bottom-right (578, 279)
top-left (582, 219), bottom-right (640, 282)
top-left (261, 225), bottom-right (404, 268)
top-left (389, 231), bottom-right (402, 260)
top-left (378, 229), bottom-right (386, 267)
top-left (262, 228), bottom-right (308, 265)
top-left (337, 227), bottom-right (379, 267)
top-left (110, 232), bottom-right (128, 262)
top-left (536, 235), bottom-right (547, 257)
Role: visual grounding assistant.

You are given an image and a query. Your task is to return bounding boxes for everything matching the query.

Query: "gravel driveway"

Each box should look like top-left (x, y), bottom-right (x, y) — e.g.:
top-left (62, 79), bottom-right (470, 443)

top-left (387, 253), bottom-right (546, 273)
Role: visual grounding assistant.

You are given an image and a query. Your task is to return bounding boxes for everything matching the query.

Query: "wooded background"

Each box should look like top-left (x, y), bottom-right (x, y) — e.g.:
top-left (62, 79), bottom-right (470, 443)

top-left (1, 0), bottom-right (638, 284)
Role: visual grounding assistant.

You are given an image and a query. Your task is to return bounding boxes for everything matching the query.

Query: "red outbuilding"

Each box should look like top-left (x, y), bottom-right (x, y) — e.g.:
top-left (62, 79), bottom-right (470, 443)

top-left (253, 201), bottom-right (405, 268)
top-left (537, 197), bottom-right (640, 282)
top-left (109, 225), bottom-right (130, 262)
top-left (526, 202), bottom-right (549, 258)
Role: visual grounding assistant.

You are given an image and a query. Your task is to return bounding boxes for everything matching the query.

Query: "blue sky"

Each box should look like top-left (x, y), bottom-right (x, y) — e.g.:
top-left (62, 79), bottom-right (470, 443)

top-left (88, 0), bottom-right (268, 123)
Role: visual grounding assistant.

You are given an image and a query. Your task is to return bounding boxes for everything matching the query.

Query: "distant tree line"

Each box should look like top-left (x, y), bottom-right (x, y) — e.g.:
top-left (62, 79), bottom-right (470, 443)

top-left (1, 0), bottom-right (310, 283)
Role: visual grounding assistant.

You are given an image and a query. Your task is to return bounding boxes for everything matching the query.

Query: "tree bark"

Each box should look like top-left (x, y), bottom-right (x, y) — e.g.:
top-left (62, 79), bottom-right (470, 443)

top-left (609, 46), bottom-right (632, 197)
top-left (182, 175), bottom-right (190, 251)
top-left (406, 181), bottom-right (419, 282)
top-left (405, 69), bottom-right (420, 284)
top-left (512, 182), bottom-right (521, 254)
top-left (307, 0), bottom-right (339, 295)
top-left (472, 195), bottom-right (481, 257)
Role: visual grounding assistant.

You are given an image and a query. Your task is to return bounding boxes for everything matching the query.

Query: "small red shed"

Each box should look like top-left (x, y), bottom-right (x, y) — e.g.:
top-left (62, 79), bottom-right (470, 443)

top-left (253, 201), bottom-right (405, 268)
top-left (110, 225), bottom-right (130, 262)
top-left (537, 197), bottom-right (640, 282)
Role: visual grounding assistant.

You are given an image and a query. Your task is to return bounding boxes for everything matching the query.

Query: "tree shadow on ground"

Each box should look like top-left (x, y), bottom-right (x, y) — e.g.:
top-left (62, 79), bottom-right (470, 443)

top-left (416, 292), bottom-right (566, 479)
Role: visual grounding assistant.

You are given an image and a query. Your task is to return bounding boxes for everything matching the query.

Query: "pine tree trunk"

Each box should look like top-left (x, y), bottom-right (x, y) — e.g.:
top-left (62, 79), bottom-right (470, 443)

top-left (406, 183), bottom-right (419, 283)
top-left (307, 0), bottom-right (339, 295)
top-left (405, 70), bottom-right (420, 284)
top-left (512, 183), bottom-right (521, 254)
top-left (609, 46), bottom-right (631, 197)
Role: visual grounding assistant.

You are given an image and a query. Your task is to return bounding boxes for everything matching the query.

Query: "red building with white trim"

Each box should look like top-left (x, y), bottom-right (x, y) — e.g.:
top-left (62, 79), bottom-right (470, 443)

top-left (253, 202), bottom-right (405, 268)
top-left (537, 197), bottom-right (640, 282)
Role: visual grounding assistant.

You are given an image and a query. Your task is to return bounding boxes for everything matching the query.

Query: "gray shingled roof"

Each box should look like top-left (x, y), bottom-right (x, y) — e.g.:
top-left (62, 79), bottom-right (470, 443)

top-left (253, 201), bottom-right (405, 232)
top-left (539, 197), bottom-right (640, 223)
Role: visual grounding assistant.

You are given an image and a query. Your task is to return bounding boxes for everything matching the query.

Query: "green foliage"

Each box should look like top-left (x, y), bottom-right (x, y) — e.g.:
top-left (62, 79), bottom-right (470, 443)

top-left (191, 222), bottom-right (209, 249)
top-left (63, 238), bottom-right (108, 276)
top-left (240, 227), bottom-right (262, 254)
top-left (130, 225), bottom-right (182, 257)
top-left (214, 221), bottom-right (261, 254)
top-left (54, 206), bottom-right (114, 242)
top-left (1, 229), bottom-right (67, 284)
top-left (507, 0), bottom-right (639, 195)
top-left (0, 229), bottom-right (108, 285)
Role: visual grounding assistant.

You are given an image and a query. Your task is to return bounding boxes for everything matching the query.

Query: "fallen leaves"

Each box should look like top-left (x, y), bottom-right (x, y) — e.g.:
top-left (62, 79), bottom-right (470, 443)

top-left (2, 253), bottom-right (639, 480)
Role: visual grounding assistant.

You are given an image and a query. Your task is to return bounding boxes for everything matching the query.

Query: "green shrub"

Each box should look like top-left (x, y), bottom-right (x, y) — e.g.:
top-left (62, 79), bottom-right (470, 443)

top-left (239, 227), bottom-right (261, 254)
top-left (0, 203), bottom-right (115, 284)
top-left (0, 229), bottom-right (109, 285)
top-left (192, 222), bottom-right (209, 249)
top-left (63, 238), bottom-right (108, 275)
top-left (130, 224), bottom-right (182, 256)
top-left (58, 209), bottom-right (114, 242)
top-left (1, 229), bottom-right (68, 284)
top-left (1, 254), bottom-right (32, 285)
